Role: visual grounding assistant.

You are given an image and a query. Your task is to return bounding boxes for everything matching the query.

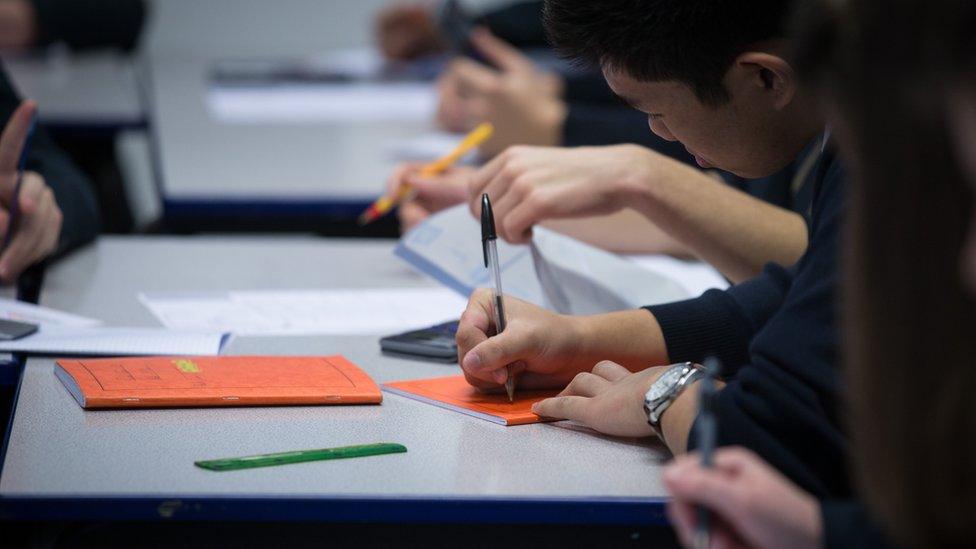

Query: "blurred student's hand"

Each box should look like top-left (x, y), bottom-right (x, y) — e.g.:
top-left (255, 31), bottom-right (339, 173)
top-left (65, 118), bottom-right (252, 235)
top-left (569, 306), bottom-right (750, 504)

top-left (0, 0), bottom-right (37, 51)
top-left (375, 3), bottom-right (445, 61)
top-left (533, 361), bottom-right (662, 438)
top-left (385, 162), bottom-right (472, 232)
top-left (664, 447), bottom-right (822, 549)
top-left (0, 100), bottom-right (62, 283)
top-left (436, 28), bottom-right (566, 155)
top-left (456, 289), bottom-right (594, 391)
top-left (467, 144), bottom-right (669, 243)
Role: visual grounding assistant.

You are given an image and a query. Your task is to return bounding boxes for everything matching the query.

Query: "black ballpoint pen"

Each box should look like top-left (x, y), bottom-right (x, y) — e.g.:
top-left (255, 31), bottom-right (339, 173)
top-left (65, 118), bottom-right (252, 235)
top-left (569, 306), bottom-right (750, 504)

top-left (480, 193), bottom-right (515, 401)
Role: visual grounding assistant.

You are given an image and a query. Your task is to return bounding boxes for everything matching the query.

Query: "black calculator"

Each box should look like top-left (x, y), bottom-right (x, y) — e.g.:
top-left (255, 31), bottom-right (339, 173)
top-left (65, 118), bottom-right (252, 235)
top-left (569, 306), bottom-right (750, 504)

top-left (380, 320), bottom-right (459, 362)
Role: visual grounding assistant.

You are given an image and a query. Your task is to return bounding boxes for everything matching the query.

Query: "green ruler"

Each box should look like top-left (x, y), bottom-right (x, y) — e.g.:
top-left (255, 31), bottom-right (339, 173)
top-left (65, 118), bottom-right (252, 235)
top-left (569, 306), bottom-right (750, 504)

top-left (195, 442), bottom-right (407, 471)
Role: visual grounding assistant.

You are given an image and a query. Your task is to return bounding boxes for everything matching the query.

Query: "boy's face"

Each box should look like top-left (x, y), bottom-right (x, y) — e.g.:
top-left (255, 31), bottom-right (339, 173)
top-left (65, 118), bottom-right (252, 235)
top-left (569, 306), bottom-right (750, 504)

top-left (604, 66), bottom-right (803, 179)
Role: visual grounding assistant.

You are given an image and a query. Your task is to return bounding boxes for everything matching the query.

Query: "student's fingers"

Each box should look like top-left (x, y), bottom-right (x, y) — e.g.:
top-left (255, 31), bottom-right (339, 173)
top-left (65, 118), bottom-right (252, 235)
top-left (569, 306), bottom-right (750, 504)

top-left (469, 27), bottom-right (535, 74)
top-left (591, 360), bottom-right (631, 382)
top-left (467, 151), bottom-right (513, 217)
top-left (663, 461), bottom-right (747, 522)
top-left (488, 174), bottom-right (532, 242)
top-left (462, 327), bottom-right (536, 385)
top-left (557, 371), bottom-right (608, 398)
top-left (531, 395), bottom-right (590, 422)
top-left (456, 288), bottom-right (493, 348)
top-left (397, 200), bottom-right (431, 232)
top-left (406, 172), bottom-right (469, 206)
top-left (451, 58), bottom-right (500, 99)
top-left (385, 162), bottom-right (424, 196)
top-left (500, 188), bottom-right (556, 244)
top-left (665, 500), bottom-right (698, 548)
top-left (0, 100), bottom-right (36, 195)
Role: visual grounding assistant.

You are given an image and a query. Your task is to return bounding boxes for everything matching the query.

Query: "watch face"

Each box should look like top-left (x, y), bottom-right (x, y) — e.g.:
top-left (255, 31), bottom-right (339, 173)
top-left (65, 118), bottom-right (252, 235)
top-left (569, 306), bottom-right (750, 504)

top-left (646, 364), bottom-right (686, 402)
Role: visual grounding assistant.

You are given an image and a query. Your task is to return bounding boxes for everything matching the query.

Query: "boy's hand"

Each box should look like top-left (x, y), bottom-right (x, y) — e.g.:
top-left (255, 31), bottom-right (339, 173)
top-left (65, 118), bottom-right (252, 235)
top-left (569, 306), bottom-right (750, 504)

top-left (456, 289), bottom-right (593, 391)
top-left (436, 29), bottom-right (566, 153)
top-left (467, 144), bottom-right (666, 243)
top-left (532, 361), bottom-right (663, 438)
top-left (385, 163), bottom-right (473, 232)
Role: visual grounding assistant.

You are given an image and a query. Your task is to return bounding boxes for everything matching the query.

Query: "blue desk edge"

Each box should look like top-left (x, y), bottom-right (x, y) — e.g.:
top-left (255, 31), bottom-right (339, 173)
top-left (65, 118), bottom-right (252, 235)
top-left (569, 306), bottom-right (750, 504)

top-left (0, 494), bottom-right (669, 524)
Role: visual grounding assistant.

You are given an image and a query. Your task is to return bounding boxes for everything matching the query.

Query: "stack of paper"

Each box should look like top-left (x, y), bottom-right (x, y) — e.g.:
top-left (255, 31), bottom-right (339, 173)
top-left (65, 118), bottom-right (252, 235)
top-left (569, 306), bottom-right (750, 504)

top-left (0, 327), bottom-right (228, 356)
top-left (139, 288), bottom-right (467, 336)
top-left (394, 205), bottom-right (699, 315)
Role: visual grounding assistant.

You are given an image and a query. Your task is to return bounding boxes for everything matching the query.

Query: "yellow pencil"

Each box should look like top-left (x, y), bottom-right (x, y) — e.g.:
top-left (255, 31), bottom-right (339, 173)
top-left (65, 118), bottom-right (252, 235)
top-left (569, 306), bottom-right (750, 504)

top-left (358, 122), bottom-right (494, 225)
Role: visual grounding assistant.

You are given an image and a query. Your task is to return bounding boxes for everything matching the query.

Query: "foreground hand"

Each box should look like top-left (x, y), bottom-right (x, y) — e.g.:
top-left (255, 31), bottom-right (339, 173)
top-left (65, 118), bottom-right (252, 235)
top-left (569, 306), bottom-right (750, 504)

top-left (385, 162), bottom-right (472, 231)
top-left (456, 289), bottom-right (594, 391)
top-left (532, 361), bottom-right (663, 437)
top-left (375, 3), bottom-right (444, 61)
top-left (664, 447), bottom-right (822, 549)
top-left (0, 100), bottom-right (62, 283)
top-left (436, 28), bottom-right (566, 153)
top-left (468, 144), bottom-right (660, 243)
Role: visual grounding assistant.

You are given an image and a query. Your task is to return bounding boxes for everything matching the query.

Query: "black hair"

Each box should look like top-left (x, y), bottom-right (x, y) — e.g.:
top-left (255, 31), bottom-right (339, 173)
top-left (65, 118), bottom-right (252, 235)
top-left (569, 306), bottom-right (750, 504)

top-left (543, 0), bottom-right (795, 106)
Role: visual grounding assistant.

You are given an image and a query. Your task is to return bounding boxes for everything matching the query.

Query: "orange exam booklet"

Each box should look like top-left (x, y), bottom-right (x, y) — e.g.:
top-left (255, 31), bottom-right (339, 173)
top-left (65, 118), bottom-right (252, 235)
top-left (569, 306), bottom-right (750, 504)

top-left (383, 375), bottom-right (560, 426)
top-left (55, 355), bottom-right (382, 409)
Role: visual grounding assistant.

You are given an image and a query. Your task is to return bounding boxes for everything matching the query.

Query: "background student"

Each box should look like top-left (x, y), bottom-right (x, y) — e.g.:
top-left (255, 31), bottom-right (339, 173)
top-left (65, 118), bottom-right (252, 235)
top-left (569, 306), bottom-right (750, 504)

top-left (0, 0), bottom-right (146, 52)
top-left (376, 1), bottom-right (692, 158)
top-left (663, 0), bottom-right (976, 546)
top-left (0, 66), bottom-right (99, 282)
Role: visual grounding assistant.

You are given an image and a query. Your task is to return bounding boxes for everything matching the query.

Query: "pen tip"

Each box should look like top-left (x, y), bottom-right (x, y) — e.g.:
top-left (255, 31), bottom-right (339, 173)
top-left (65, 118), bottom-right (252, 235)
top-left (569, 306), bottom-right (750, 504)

top-left (505, 378), bottom-right (515, 403)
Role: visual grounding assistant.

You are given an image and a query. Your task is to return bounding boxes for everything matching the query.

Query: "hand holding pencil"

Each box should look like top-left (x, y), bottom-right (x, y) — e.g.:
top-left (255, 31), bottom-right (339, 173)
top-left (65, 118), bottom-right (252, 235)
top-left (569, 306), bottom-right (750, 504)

top-left (359, 122), bottom-right (494, 225)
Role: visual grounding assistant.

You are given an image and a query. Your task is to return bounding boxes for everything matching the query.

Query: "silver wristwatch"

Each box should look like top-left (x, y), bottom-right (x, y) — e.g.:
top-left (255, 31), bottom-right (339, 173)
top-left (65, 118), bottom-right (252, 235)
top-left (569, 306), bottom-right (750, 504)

top-left (644, 362), bottom-right (706, 440)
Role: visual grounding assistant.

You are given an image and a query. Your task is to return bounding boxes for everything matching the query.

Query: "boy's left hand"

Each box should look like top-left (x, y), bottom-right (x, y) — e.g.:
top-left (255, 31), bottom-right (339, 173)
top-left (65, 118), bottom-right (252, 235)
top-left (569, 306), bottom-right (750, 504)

top-left (532, 360), bottom-right (665, 438)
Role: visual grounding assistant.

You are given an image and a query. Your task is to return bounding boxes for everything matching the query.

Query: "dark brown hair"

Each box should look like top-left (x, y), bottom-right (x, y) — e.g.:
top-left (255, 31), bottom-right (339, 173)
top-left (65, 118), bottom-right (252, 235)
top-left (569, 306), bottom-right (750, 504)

top-left (795, 0), bottom-right (976, 545)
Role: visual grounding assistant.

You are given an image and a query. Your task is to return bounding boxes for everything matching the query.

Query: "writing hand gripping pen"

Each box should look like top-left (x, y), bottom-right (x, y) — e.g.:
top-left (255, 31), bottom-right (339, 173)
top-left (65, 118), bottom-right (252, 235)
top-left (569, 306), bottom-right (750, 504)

top-left (480, 193), bottom-right (515, 401)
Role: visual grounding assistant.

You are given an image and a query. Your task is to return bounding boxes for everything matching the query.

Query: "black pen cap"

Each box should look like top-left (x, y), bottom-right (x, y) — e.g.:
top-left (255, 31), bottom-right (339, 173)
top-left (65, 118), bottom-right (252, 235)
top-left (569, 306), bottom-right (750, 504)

top-left (481, 193), bottom-right (496, 267)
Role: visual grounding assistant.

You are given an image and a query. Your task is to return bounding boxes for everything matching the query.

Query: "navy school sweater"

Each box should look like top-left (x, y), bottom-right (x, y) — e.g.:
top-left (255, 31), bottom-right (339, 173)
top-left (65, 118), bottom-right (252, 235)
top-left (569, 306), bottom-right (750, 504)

top-left (646, 140), bottom-right (850, 498)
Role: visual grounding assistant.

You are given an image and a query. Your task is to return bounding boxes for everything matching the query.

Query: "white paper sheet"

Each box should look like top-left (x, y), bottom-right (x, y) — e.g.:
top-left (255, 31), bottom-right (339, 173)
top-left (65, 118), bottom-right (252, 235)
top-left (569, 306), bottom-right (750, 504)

top-left (394, 205), bottom-right (727, 314)
top-left (207, 82), bottom-right (437, 124)
top-left (0, 297), bottom-right (102, 328)
top-left (0, 327), bottom-right (227, 356)
top-left (139, 288), bottom-right (468, 336)
top-left (385, 131), bottom-right (470, 162)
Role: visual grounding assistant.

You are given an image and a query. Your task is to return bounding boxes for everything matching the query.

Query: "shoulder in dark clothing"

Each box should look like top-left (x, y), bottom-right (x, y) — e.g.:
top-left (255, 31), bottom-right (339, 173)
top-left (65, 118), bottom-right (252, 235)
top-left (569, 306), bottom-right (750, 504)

top-left (822, 500), bottom-right (891, 548)
top-left (31, 0), bottom-right (147, 51)
top-left (477, 1), bottom-right (546, 49)
top-left (647, 139), bottom-right (850, 498)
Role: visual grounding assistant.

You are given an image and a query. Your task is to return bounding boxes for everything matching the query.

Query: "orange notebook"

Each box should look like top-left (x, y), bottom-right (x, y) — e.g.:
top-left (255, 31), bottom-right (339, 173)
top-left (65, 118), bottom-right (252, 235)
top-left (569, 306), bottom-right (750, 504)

top-left (383, 375), bottom-right (560, 426)
top-left (55, 355), bottom-right (382, 409)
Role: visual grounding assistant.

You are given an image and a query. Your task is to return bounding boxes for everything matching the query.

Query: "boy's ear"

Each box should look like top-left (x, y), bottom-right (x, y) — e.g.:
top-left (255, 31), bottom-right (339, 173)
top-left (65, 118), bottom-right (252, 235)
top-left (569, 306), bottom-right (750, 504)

top-left (735, 52), bottom-right (797, 110)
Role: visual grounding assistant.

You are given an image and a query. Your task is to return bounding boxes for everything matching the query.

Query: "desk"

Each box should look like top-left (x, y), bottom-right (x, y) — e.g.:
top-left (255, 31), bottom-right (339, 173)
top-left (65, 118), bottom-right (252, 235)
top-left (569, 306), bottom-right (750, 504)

top-left (0, 236), bottom-right (670, 524)
top-left (4, 51), bottom-right (145, 132)
top-left (147, 57), bottom-right (436, 227)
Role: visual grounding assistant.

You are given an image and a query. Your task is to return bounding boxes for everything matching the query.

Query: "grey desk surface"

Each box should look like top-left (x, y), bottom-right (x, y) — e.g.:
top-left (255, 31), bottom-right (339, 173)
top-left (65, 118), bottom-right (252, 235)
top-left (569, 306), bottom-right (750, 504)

top-left (148, 56), bottom-right (434, 205)
top-left (0, 236), bottom-right (668, 511)
top-left (5, 51), bottom-right (144, 127)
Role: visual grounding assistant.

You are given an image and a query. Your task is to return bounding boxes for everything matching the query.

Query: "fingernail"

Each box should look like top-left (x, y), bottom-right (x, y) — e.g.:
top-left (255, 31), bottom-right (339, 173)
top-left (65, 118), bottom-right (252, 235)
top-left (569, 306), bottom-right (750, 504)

top-left (493, 369), bottom-right (507, 384)
top-left (530, 403), bottom-right (540, 412)
top-left (462, 352), bottom-right (481, 371)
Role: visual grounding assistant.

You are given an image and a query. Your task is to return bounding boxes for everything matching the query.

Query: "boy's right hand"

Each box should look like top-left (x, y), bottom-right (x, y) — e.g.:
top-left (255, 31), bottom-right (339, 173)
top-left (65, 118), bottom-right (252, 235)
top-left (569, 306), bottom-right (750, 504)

top-left (456, 289), bottom-right (595, 391)
top-left (385, 163), bottom-right (473, 232)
